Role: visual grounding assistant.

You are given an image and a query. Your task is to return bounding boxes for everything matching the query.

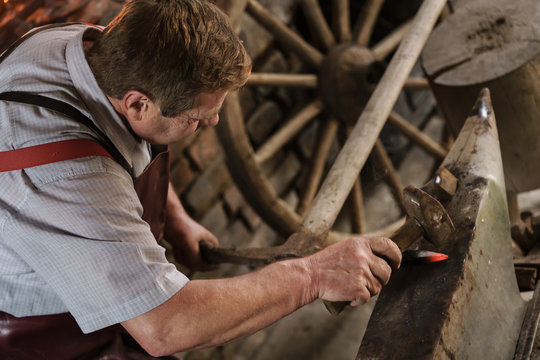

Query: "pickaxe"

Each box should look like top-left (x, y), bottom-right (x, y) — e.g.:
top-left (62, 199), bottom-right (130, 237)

top-left (324, 181), bottom-right (456, 315)
top-left (201, 172), bottom-right (457, 315)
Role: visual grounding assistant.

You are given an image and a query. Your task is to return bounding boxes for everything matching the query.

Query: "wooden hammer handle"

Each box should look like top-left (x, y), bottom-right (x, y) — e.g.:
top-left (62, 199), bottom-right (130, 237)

top-left (325, 218), bottom-right (424, 315)
top-left (390, 217), bottom-right (424, 251)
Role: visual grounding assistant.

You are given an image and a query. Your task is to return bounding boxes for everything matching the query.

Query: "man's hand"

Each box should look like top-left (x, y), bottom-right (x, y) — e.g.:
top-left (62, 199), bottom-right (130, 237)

top-left (122, 234), bottom-right (399, 355)
top-left (305, 237), bottom-right (401, 306)
top-left (164, 183), bottom-right (218, 270)
top-left (164, 213), bottom-right (218, 270)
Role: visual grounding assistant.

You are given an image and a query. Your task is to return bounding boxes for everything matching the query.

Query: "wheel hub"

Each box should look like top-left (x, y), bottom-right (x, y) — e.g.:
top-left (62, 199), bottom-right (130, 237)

top-left (319, 44), bottom-right (383, 125)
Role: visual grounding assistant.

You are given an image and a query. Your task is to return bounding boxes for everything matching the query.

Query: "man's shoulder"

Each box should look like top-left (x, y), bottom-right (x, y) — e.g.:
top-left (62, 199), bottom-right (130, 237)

top-left (22, 152), bottom-right (129, 189)
top-left (0, 23), bottom-right (91, 69)
top-left (19, 23), bottom-right (94, 45)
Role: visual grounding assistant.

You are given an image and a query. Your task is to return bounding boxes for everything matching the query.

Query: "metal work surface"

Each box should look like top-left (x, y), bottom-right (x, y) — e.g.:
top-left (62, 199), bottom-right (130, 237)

top-left (358, 89), bottom-right (526, 359)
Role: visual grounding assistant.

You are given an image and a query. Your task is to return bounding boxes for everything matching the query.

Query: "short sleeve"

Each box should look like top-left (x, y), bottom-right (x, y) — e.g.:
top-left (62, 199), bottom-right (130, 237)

top-left (2, 156), bottom-right (189, 333)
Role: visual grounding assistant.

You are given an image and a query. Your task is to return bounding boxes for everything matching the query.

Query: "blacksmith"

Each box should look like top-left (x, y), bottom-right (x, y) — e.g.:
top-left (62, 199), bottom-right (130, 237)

top-left (0, 0), bottom-right (402, 358)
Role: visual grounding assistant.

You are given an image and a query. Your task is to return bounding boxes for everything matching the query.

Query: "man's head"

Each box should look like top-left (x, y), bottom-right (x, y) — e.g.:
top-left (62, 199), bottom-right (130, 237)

top-left (115, 89), bottom-right (229, 144)
top-left (86, 0), bottom-right (251, 118)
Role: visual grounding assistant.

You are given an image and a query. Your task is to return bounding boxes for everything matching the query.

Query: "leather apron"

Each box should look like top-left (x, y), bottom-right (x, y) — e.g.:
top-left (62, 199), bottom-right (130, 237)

top-left (0, 104), bottom-right (172, 358)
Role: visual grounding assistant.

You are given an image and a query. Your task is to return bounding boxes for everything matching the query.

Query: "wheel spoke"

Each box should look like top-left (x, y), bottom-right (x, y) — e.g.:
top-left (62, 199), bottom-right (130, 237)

top-left (254, 100), bottom-right (323, 164)
top-left (348, 178), bottom-right (366, 234)
top-left (371, 20), bottom-right (411, 61)
top-left (373, 139), bottom-right (405, 212)
top-left (246, 0), bottom-right (324, 68)
top-left (327, 217), bottom-right (406, 245)
top-left (404, 77), bottom-right (430, 90)
top-left (387, 111), bottom-right (447, 159)
top-left (332, 0), bottom-right (352, 42)
top-left (342, 125), bottom-right (366, 234)
top-left (441, 3), bottom-right (453, 19)
top-left (353, 0), bottom-right (385, 46)
top-left (300, 0), bottom-right (335, 51)
top-left (247, 72), bottom-right (318, 87)
top-left (297, 116), bottom-right (340, 216)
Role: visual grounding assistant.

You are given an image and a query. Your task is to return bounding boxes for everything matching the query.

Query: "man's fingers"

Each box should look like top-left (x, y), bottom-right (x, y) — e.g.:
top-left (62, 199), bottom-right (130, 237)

top-left (367, 236), bottom-right (402, 269)
top-left (349, 288), bottom-right (371, 307)
top-left (309, 236), bottom-right (402, 306)
top-left (204, 232), bottom-right (219, 246)
top-left (369, 256), bottom-right (393, 286)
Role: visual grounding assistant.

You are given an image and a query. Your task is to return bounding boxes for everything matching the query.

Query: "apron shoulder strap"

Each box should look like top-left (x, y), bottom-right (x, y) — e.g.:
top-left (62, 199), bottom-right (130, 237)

top-left (0, 139), bottom-right (114, 172)
top-left (0, 91), bottom-right (134, 176)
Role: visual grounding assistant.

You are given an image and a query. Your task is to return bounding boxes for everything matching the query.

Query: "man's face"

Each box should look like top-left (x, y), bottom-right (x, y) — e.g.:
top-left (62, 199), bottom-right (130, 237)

top-left (142, 91), bottom-right (229, 144)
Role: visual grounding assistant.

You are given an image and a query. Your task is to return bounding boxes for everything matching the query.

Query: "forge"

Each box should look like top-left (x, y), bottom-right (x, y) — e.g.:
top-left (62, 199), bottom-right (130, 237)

top-left (358, 89), bottom-right (526, 359)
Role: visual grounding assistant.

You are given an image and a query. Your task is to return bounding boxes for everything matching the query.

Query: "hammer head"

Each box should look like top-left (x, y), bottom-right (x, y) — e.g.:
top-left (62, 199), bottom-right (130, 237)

top-left (403, 185), bottom-right (454, 246)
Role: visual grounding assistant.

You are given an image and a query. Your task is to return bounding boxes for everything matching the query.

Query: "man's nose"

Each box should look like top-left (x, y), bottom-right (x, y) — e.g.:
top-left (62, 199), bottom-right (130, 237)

top-left (203, 114), bottom-right (220, 127)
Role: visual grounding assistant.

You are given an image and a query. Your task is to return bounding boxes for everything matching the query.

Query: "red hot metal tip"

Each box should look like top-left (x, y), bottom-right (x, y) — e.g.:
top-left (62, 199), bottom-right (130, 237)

top-left (401, 250), bottom-right (449, 266)
top-left (426, 252), bottom-right (448, 263)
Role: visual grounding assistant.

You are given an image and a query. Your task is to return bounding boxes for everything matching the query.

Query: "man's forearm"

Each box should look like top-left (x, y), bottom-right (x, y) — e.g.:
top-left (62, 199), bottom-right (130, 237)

top-left (123, 236), bottom-right (402, 357)
top-left (122, 257), bottom-right (315, 356)
top-left (165, 182), bottom-right (187, 219)
top-left (163, 182), bottom-right (219, 269)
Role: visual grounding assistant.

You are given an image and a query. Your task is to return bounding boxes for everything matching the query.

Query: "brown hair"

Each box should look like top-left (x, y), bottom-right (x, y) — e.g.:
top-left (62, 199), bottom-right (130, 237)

top-left (87, 0), bottom-right (251, 117)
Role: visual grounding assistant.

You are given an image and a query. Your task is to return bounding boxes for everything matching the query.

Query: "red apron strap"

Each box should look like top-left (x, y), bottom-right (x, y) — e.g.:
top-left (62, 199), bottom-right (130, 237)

top-left (0, 139), bottom-right (114, 172)
top-left (0, 91), bottom-right (134, 176)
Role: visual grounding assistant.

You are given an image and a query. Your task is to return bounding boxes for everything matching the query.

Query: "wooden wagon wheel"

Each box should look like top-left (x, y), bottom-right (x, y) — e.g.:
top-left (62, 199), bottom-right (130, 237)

top-left (215, 0), bottom-right (450, 244)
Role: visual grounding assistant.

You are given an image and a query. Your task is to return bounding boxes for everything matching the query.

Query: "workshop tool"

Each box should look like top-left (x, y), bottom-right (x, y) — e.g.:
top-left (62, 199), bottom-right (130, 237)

top-left (201, 184), bottom-right (455, 267)
top-left (401, 249), bottom-right (448, 266)
top-left (324, 184), bottom-right (455, 315)
top-left (201, 231), bottom-right (326, 267)
top-left (201, 181), bottom-right (455, 316)
top-left (390, 184), bottom-right (455, 251)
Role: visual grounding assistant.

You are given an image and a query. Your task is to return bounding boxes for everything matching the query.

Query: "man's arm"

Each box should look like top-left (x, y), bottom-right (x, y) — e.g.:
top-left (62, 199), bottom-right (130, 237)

top-left (164, 183), bottom-right (219, 269)
top-left (121, 236), bottom-right (401, 357)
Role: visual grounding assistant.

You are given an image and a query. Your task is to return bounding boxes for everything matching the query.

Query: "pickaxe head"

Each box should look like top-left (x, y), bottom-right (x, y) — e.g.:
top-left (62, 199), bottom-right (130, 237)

top-left (402, 185), bottom-right (455, 246)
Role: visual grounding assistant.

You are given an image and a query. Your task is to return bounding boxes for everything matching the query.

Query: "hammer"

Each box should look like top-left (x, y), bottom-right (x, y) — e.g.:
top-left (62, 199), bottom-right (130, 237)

top-left (390, 184), bottom-right (455, 252)
top-left (201, 184), bottom-right (455, 314)
top-left (325, 184), bottom-right (455, 315)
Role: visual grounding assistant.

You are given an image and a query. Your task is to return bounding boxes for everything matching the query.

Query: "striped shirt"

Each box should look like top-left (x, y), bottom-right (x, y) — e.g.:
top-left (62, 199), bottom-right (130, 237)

top-left (0, 23), bottom-right (189, 333)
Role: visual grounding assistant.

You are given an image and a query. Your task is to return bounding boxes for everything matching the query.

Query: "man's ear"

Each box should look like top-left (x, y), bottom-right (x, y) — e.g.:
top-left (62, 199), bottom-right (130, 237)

top-left (122, 90), bottom-right (153, 123)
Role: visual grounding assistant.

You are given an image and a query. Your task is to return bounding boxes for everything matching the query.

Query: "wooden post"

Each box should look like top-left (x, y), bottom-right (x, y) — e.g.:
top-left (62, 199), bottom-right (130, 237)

top-left (421, 0), bottom-right (540, 194)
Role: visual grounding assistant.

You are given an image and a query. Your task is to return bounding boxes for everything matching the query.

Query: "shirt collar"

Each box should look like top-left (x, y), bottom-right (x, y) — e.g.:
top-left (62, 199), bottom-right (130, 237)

top-left (65, 25), bottom-right (151, 174)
